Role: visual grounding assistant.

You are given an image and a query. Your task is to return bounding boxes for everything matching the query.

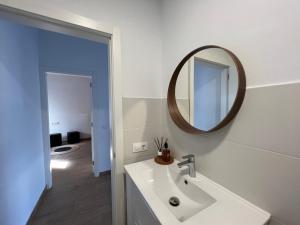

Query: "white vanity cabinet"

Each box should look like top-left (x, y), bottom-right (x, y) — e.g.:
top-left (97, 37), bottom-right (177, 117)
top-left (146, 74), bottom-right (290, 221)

top-left (125, 160), bottom-right (271, 225)
top-left (126, 174), bottom-right (161, 225)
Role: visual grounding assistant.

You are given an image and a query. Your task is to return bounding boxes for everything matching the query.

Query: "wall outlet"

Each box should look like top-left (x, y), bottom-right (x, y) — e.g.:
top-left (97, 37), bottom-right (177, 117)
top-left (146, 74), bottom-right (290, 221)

top-left (132, 142), bottom-right (148, 153)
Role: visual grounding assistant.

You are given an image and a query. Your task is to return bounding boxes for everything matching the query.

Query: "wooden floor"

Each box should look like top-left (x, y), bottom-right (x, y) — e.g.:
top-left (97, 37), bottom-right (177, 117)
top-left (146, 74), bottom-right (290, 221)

top-left (30, 141), bottom-right (112, 225)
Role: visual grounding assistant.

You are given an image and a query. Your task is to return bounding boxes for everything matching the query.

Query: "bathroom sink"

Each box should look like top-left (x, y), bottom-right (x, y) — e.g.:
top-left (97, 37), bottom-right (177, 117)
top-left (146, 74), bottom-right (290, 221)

top-left (125, 159), bottom-right (271, 225)
top-left (150, 164), bottom-right (216, 222)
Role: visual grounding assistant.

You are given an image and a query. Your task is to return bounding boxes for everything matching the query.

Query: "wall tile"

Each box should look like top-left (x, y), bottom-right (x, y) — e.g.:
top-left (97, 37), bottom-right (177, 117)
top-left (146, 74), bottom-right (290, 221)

top-left (123, 98), bottom-right (163, 164)
top-left (123, 127), bottom-right (161, 164)
top-left (195, 140), bottom-right (300, 225)
top-left (160, 83), bottom-right (300, 225)
top-left (123, 98), bottom-right (162, 130)
top-left (227, 83), bottom-right (300, 158)
top-left (269, 218), bottom-right (286, 225)
top-left (124, 83), bottom-right (300, 224)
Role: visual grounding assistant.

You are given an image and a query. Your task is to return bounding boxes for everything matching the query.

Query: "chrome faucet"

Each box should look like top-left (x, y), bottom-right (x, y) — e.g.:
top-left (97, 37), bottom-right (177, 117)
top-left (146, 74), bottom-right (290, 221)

top-left (177, 154), bottom-right (196, 178)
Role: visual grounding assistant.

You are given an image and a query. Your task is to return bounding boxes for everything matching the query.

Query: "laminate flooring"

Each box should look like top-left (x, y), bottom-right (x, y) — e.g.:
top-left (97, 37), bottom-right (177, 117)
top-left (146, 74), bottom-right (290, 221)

top-left (30, 141), bottom-right (112, 225)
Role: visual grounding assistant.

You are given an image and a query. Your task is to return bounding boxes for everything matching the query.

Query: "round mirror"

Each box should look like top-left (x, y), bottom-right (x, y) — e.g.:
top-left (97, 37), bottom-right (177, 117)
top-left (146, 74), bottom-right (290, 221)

top-left (168, 45), bottom-right (246, 134)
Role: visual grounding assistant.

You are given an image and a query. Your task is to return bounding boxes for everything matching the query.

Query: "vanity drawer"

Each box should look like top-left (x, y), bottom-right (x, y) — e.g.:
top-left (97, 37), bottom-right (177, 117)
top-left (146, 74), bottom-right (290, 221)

top-left (126, 174), bottom-right (161, 225)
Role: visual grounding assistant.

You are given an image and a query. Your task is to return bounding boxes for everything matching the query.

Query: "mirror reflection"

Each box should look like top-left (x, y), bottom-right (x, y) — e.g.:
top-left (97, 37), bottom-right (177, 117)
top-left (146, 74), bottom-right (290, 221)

top-left (175, 48), bottom-right (238, 131)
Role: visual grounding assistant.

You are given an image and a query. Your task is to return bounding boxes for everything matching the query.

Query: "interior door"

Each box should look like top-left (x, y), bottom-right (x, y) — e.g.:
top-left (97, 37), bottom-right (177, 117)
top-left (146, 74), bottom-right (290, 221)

top-left (194, 60), bottom-right (227, 131)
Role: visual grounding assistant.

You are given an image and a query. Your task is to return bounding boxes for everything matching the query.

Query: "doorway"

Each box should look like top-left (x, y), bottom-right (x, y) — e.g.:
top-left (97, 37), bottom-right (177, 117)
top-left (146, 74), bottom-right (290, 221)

top-left (37, 28), bottom-right (112, 225)
top-left (37, 28), bottom-right (111, 188)
top-left (0, 3), bottom-right (124, 225)
top-left (193, 58), bottom-right (229, 131)
top-left (47, 73), bottom-right (94, 172)
top-left (35, 73), bottom-right (112, 225)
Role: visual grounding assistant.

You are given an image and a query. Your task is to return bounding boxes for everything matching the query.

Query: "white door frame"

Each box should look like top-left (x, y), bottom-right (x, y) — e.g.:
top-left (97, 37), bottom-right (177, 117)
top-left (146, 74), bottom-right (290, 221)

top-left (0, 2), bottom-right (125, 225)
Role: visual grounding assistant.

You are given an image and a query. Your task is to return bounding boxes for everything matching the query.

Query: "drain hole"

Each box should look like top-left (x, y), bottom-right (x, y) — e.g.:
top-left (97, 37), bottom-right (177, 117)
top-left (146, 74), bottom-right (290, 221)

top-left (169, 196), bottom-right (180, 207)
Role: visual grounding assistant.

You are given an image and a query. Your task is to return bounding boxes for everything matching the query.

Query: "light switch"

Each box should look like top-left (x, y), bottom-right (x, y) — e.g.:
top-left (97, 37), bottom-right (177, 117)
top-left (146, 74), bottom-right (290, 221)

top-left (132, 142), bottom-right (148, 153)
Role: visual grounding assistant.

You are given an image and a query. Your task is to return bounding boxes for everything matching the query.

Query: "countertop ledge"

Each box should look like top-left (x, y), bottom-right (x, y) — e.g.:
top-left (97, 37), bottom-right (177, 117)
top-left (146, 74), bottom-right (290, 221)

top-left (125, 159), bottom-right (271, 225)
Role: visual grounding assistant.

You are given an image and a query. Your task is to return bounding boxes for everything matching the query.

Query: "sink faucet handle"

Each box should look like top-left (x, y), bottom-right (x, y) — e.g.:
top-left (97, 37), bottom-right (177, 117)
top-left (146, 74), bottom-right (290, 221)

top-left (182, 154), bottom-right (195, 161)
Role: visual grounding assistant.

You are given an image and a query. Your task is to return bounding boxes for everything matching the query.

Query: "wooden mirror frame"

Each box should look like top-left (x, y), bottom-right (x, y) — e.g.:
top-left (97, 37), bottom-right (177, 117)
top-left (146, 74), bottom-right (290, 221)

top-left (167, 45), bottom-right (246, 134)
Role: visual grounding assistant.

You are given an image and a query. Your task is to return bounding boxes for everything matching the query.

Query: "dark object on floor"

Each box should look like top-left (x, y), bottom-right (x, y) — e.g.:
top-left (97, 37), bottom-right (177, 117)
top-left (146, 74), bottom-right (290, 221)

top-left (54, 146), bottom-right (73, 152)
top-left (50, 133), bottom-right (62, 147)
top-left (67, 131), bottom-right (80, 144)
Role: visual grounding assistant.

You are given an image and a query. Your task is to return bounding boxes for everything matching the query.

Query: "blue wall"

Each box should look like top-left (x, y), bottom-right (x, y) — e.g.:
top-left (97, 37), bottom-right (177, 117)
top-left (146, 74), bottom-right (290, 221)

top-left (0, 20), bottom-right (110, 225)
top-left (38, 30), bottom-right (110, 173)
top-left (0, 20), bottom-right (45, 225)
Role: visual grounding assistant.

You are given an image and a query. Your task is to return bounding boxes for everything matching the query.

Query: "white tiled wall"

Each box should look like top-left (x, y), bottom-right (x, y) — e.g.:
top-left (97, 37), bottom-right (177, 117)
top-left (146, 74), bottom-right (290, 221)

top-left (227, 83), bottom-right (300, 158)
top-left (123, 98), bottom-right (163, 164)
top-left (123, 82), bottom-right (300, 225)
top-left (269, 219), bottom-right (287, 225)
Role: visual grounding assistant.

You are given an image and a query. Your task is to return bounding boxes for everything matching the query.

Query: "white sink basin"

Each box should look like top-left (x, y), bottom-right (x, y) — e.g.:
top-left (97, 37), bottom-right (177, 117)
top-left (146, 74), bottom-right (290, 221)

top-left (150, 164), bottom-right (216, 222)
top-left (125, 159), bottom-right (271, 225)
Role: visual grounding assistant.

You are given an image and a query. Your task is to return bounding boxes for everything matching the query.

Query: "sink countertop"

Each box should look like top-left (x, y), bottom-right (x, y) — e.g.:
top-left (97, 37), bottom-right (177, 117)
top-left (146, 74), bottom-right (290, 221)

top-left (125, 159), bottom-right (271, 225)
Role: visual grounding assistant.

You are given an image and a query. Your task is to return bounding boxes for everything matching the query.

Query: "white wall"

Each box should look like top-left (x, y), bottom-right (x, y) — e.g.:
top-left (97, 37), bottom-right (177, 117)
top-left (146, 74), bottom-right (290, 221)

top-left (162, 0), bottom-right (300, 95)
top-left (175, 62), bottom-right (190, 122)
top-left (30, 0), bottom-right (163, 98)
top-left (175, 62), bottom-right (189, 99)
top-left (47, 74), bottom-right (92, 140)
top-left (161, 1), bottom-right (300, 225)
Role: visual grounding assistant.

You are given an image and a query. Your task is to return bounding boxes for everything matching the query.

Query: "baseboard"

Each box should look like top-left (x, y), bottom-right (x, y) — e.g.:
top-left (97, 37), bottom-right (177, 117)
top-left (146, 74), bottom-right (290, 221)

top-left (81, 137), bottom-right (92, 141)
top-left (26, 187), bottom-right (47, 225)
top-left (94, 169), bottom-right (111, 177)
top-left (100, 170), bottom-right (111, 176)
top-left (60, 138), bottom-right (91, 145)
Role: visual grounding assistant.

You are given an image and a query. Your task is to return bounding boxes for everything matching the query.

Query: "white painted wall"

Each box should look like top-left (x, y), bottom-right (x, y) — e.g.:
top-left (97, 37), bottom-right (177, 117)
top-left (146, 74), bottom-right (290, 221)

top-left (162, 0), bottom-right (300, 95)
top-left (175, 62), bottom-right (190, 122)
top-left (27, 0), bottom-right (163, 98)
top-left (47, 74), bottom-right (92, 140)
top-left (175, 62), bottom-right (189, 99)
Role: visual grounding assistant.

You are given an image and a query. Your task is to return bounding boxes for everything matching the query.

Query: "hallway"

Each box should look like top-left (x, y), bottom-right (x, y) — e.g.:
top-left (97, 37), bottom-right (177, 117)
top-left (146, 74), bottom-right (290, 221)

top-left (30, 141), bottom-right (112, 225)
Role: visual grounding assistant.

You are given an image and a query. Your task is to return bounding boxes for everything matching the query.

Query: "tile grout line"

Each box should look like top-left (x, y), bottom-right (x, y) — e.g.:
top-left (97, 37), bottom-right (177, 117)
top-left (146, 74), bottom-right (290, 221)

top-left (226, 138), bottom-right (300, 161)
